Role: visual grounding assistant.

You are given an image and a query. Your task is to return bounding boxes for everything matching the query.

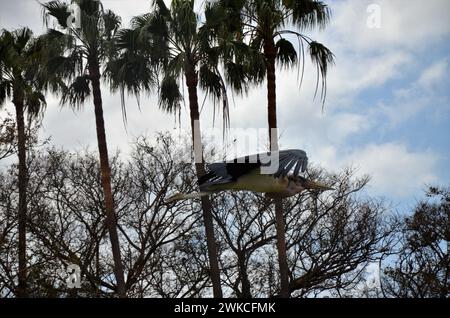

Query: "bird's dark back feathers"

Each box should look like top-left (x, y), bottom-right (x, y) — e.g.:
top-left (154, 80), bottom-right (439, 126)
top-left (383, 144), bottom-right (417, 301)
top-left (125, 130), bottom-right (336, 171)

top-left (198, 149), bottom-right (308, 190)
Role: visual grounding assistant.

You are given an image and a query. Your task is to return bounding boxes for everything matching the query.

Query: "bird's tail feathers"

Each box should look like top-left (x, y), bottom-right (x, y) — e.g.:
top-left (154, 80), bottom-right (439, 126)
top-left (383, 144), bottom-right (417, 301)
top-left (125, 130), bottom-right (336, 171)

top-left (164, 192), bottom-right (211, 204)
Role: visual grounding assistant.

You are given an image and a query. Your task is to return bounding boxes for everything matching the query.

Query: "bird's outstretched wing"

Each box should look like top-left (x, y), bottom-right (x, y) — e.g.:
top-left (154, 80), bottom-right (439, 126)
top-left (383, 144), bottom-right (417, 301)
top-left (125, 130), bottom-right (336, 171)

top-left (199, 149), bottom-right (308, 189)
top-left (269, 149), bottom-right (308, 177)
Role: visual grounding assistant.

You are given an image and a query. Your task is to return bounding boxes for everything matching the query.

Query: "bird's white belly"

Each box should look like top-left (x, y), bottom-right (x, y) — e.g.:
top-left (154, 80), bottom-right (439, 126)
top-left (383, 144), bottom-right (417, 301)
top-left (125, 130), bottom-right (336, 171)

top-left (232, 172), bottom-right (287, 193)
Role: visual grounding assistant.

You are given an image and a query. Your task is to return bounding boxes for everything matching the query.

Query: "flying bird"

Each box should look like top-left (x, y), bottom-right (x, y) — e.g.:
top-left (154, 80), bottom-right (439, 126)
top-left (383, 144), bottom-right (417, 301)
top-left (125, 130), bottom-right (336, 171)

top-left (165, 149), bottom-right (333, 203)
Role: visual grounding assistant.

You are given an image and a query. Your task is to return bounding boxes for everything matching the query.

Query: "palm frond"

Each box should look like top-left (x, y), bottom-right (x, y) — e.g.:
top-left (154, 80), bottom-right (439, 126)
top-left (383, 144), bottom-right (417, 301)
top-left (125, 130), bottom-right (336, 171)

top-left (102, 9), bottom-right (121, 39)
top-left (112, 54), bottom-right (155, 94)
top-left (13, 28), bottom-right (33, 54)
top-left (42, 1), bottom-right (71, 29)
top-left (105, 51), bottom-right (156, 120)
top-left (229, 0), bottom-right (334, 106)
top-left (130, 13), bottom-right (169, 63)
top-left (152, 0), bottom-right (171, 19)
top-left (284, 0), bottom-right (331, 30)
top-left (47, 46), bottom-right (84, 81)
top-left (199, 63), bottom-right (229, 129)
top-left (167, 52), bottom-right (187, 77)
top-left (309, 41), bottom-right (334, 104)
top-left (276, 38), bottom-right (297, 68)
top-left (170, 0), bottom-right (198, 50)
top-left (159, 75), bottom-right (182, 114)
top-left (24, 90), bottom-right (47, 119)
top-left (225, 61), bottom-right (248, 95)
top-left (131, 13), bottom-right (152, 30)
top-left (199, 64), bottom-right (224, 101)
top-left (244, 47), bottom-right (267, 84)
top-left (115, 29), bottom-right (135, 50)
top-left (0, 28), bottom-right (50, 118)
top-left (76, 0), bottom-right (102, 16)
top-left (60, 75), bottom-right (91, 109)
top-left (41, 28), bottom-right (72, 46)
top-left (79, 8), bottom-right (102, 47)
top-left (205, 0), bottom-right (245, 36)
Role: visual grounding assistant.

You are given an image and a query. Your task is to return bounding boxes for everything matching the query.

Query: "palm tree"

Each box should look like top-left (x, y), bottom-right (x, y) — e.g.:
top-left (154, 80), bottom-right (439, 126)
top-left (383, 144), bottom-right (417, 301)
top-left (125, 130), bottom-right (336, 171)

top-left (41, 0), bottom-right (126, 297)
top-left (108, 0), bottom-right (248, 297)
top-left (212, 0), bottom-right (334, 297)
top-left (0, 28), bottom-right (48, 297)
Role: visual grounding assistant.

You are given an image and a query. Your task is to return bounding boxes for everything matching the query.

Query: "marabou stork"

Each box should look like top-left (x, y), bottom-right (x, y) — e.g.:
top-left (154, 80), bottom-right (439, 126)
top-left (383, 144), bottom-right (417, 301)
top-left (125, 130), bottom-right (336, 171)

top-left (165, 149), bottom-right (333, 203)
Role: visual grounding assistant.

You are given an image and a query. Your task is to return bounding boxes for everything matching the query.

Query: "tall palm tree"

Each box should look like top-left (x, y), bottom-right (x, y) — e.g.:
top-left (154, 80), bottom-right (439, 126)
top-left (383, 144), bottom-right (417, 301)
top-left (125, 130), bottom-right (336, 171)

top-left (41, 0), bottom-right (126, 297)
top-left (108, 0), bottom-right (247, 297)
top-left (0, 28), bottom-right (48, 297)
top-left (212, 0), bottom-right (334, 297)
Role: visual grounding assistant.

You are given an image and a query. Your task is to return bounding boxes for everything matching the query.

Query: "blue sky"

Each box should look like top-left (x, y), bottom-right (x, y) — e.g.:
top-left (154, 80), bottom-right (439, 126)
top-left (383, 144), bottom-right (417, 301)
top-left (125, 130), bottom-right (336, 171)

top-left (1, 0), bottom-right (449, 212)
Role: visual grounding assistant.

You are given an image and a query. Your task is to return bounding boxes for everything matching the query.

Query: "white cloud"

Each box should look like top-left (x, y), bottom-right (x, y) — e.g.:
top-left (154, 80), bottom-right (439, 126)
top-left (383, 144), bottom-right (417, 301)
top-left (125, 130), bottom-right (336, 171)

top-left (417, 58), bottom-right (449, 90)
top-left (326, 113), bottom-right (370, 143)
top-left (344, 143), bottom-right (440, 198)
top-left (286, 141), bottom-right (441, 199)
top-left (280, 135), bottom-right (441, 200)
top-left (373, 57), bottom-right (450, 127)
top-left (326, 50), bottom-right (412, 103)
top-left (375, 97), bottom-right (431, 128)
top-left (40, 84), bottom-right (179, 155)
top-left (328, 0), bottom-right (450, 52)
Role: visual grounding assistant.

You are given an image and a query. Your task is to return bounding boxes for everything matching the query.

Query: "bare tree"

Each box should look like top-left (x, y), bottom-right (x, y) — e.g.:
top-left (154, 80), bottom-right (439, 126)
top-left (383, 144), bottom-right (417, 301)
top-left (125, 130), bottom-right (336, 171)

top-left (283, 169), bottom-right (397, 297)
top-left (0, 134), bottom-right (209, 297)
top-left (211, 168), bottom-right (398, 297)
top-left (212, 191), bottom-right (276, 297)
top-left (120, 135), bottom-right (209, 297)
top-left (382, 186), bottom-right (449, 298)
top-left (0, 134), bottom-right (409, 298)
top-left (0, 165), bottom-right (19, 297)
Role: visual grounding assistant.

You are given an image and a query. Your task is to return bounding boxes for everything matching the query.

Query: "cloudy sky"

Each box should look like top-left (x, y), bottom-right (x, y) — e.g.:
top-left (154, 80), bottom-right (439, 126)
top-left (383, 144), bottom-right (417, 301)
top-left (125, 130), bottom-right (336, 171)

top-left (1, 0), bottom-right (449, 212)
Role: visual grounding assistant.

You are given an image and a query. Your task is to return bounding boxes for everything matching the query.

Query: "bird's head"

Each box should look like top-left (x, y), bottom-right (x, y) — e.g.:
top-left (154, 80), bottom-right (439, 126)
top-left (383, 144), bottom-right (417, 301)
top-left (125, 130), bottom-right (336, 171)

top-left (290, 175), bottom-right (334, 193)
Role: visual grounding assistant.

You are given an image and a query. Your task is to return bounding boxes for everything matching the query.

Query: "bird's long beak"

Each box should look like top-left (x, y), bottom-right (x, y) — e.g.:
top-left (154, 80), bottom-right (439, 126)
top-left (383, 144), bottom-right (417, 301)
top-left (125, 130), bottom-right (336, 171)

top-left (303, 179), bottom-right (334, 191)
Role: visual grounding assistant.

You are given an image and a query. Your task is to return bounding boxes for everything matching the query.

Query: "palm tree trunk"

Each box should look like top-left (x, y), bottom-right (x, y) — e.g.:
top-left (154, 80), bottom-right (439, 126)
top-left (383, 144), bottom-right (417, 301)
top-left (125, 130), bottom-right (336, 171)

top-left (266, 46), bottom-right (278, 150)
top-left (185, 71), bottom-right (223, 298)
top-left (13, 93), bottom-right (28, 298)
top-left (264, 39), bottom-right (290, 298)
top-left (89, 63), bottom-right (126, 298)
